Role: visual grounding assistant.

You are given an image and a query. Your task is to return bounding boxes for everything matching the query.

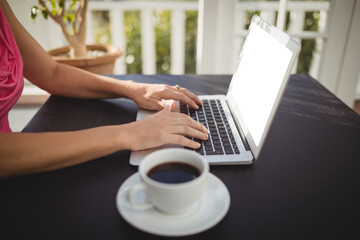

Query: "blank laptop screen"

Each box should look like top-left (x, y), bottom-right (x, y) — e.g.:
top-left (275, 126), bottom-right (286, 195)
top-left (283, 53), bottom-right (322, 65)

top-left (228, 23), bottom-right (293, 146)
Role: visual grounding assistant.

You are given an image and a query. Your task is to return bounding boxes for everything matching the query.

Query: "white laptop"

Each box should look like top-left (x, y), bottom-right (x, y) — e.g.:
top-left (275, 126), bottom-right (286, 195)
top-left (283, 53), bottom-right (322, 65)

top-left (129, 15), bottom-right (300, 166)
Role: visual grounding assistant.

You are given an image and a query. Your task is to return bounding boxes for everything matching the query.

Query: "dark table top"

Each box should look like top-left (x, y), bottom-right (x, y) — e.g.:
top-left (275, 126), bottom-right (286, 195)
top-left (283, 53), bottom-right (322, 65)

top-left (1, 74), bottom-right (360, 240)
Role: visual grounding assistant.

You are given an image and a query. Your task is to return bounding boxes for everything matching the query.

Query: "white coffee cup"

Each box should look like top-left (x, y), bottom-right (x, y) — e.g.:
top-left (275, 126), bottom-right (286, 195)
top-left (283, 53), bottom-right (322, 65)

top-left (128, 148), bottom-right (209, 215)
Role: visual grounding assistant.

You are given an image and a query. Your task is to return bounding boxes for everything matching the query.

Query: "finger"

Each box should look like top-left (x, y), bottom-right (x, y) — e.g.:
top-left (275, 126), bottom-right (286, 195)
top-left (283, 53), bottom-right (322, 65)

top-left (179, 88), bottom-right (203, 106)
top-left (170, 113), bottom-right (208, 134)
top-left (170, 125), bottom-right (208, 141)
top-left (167, 135), bottom-right (202, 149)
top-left (160, 86), bottom-right (200, 109)
top-left (177, 91), bottom-right (200, 109)
top-left (161, 99), bottom-right (175, 110)
top-left (166, 114), bottom-right (208, 140)
top-left (162, 102), bottom-right (172, 112)
top-left (155, 100), bottom-right (172, 111)
top-left (170, 91), bottom-right (199, 110)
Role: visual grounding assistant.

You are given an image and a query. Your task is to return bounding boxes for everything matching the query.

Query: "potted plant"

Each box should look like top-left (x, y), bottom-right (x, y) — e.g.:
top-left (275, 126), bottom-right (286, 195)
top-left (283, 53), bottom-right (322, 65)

top-left (30, 0), bottom-right (122, 74)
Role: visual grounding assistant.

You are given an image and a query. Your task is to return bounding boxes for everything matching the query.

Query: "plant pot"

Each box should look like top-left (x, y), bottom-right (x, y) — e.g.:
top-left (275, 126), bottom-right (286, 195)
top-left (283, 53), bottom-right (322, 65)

top-left (48, 44), bottom-right (122, 74)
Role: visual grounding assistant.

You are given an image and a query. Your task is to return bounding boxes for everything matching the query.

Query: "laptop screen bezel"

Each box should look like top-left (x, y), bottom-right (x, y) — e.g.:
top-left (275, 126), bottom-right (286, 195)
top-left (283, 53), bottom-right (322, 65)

top-left (226, 15), bottom-right (300, 160)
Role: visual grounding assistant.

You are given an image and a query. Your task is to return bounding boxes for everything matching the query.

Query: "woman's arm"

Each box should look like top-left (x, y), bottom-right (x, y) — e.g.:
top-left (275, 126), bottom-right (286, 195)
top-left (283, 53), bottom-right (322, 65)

top-left (0, 126), bottom-right (125, 178)
top-left (0, 104), bottom-right (208, 178)
top-left (1, 1), bottom-right (201, 110)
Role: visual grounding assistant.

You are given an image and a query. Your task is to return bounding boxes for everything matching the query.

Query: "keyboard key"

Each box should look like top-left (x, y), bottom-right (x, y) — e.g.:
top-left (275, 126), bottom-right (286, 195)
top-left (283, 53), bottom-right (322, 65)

top-left (211, 136), bottom-right (220, 141)
top-left (220, 133), bottom-right (228, 138)
top-left (206, 151), bottom-right (220, 155)
top-left (234, 146), bottom-right (240, 154)
top-left (205, 146), bottom-right (213, 152)
top-left (214, 144), bottom-right (223, 151)
top-left (222, 142), bottom-right (231, 147)
top-left (225, 147), bottom-right (234, 154)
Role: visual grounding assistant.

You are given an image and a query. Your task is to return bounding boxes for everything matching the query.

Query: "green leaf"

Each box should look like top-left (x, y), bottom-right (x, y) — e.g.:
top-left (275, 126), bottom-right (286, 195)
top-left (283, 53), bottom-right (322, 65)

top-left (49, 0), bottom-right (56, 9)
top-left (30, 6), bottom-right (39, 20)
top-left (66, 13), bottom-right (75, 23)
top-left (59, 0), bottom-right (64, 9)
top-left (49, 0), bottom-right (57, 15)
top-left (69, 0), bottom-right (77, 11)
top-left (41, 10), bottom-right (48, 20)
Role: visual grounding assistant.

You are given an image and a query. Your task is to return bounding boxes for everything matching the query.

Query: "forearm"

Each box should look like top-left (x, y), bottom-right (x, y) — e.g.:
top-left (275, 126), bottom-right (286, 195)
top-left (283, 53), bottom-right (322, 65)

top-left (43, 63), bottom-right (134, 99)
top-left (0, 125), bottom-right (131, 178)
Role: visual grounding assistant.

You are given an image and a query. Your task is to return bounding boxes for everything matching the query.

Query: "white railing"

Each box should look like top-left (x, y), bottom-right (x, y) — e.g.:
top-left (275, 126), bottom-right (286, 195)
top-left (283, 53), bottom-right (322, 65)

top-left (87, 1), bottom-right (198, 74)
top-left (87, 0), bottom-right (330, 76)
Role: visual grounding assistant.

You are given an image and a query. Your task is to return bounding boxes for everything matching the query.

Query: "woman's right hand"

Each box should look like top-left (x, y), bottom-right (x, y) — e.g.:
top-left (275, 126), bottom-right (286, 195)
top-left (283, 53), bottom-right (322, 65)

top-left (123, 104), bottom-right (208, 151)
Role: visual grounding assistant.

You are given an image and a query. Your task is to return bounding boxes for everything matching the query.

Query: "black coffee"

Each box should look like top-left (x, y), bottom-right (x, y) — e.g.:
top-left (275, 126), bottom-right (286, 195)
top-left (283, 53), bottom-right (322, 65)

top-left (147, 162), bottom-right (201, 184)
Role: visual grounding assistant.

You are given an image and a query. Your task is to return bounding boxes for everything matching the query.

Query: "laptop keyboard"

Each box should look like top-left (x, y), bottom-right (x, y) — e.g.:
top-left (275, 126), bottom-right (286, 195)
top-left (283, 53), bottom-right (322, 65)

top-left (180, 99), bottom-right (240, 156)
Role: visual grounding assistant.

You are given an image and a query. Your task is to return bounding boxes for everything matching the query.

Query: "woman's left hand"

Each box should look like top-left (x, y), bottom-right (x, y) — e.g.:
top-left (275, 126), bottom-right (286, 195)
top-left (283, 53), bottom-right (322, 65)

top-left (126, 82), bottom-right (202, 110)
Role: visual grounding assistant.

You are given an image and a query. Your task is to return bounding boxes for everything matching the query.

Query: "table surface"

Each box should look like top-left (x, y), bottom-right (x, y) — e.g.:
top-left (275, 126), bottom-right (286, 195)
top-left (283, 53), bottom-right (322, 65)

top-left (1, 74), bottom-right (360, 240)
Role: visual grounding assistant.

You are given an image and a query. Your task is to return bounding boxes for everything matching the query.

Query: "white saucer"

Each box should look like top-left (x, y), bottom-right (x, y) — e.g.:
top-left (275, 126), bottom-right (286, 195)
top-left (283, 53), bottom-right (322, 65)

top-left (116, 172), bottom-right (230, 237)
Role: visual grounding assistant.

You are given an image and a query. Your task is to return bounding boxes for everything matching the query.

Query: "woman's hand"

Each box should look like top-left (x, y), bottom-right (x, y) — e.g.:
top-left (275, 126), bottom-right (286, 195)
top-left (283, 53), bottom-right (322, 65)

top-left (126, 82), bottom-right (202, 111)
top-left (123, 104), bottom-right (208, 151)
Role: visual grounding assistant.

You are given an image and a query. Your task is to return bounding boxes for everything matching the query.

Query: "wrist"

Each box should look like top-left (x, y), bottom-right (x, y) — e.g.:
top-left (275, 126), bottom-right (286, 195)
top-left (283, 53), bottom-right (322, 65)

top-left (101, 75), bottom-right (136, 99)
top-left (116, 80), bottom-right (137, 99)
top-left (115, 123), bottom-right (135, 150)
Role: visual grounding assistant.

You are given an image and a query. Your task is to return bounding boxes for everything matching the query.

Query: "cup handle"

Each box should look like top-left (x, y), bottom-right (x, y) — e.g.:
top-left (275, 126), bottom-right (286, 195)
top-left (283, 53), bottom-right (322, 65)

top-left (128, 183), bottom-right (153, 211)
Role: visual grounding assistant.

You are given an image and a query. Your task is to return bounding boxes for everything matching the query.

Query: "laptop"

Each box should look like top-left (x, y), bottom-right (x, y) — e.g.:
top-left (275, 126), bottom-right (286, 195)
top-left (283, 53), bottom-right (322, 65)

top-left (129, 15), bottom-right (300, 166)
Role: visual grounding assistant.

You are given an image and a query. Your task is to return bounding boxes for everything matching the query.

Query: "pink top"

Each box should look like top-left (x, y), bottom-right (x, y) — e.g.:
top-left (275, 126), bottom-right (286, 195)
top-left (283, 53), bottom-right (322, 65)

top-left (0, 7), bottom-right (24, 132)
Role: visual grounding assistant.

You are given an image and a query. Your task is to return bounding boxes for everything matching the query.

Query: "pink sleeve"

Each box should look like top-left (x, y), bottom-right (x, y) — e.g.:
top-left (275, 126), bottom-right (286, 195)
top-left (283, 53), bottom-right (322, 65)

top-left (0, 7), bottom-right (24, 132)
